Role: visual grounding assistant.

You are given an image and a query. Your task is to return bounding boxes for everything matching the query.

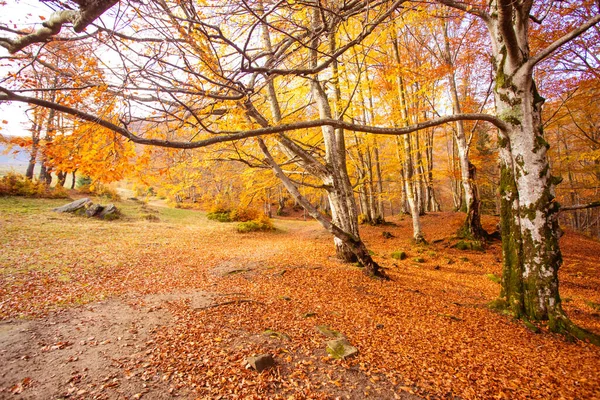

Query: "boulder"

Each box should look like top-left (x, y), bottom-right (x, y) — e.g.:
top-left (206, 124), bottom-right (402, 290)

top-left (246, 354), bottom-right (274, 372)
top-left (99, 204), bottom-right (119, 220)
top-left (53, 198), bottom-right (119, 220)
top-left (53, 198), bottom-right (92, 213)
top-left (85, 203), bottom-right (104, 217)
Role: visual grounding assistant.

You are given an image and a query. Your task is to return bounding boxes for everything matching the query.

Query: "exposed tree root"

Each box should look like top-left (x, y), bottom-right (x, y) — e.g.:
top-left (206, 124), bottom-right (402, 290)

top-left (489, 298), bottom-right (600, 346)
top-left (549, 313), bottom-right (600, 346)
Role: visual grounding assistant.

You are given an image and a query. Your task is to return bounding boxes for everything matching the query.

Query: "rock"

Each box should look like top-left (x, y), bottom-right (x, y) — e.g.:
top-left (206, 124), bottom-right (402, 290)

top-left (53, 198), bottom-right (92, 213)
top-left (53, 198), bottom-right (119, 220)
top-left (246, 354), bottom-right (274, 372)
top-left (316, 325), bottom-right (344, 338)
top-left (326, 338), bottom-right (358, 359)
top-left (86, 203), bottom-right (104, 217)
top-left (382, 231), bottom-right (394, 239)
top-left (99, 204), bottom-right (119, 220)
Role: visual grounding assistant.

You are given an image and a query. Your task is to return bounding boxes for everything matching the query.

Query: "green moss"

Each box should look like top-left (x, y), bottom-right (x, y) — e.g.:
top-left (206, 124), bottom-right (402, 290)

top-left (413, 257), bottom-right (425, 263)
top-left (456, 241), bottom-right (469, 250)
top-left (486, 273), bottom-right (501, 284)
top-left (391, 251), bottom-right (407, 260)
top-left (534, 135), bottom-right (550, 152)
top-left (522, 318), bottom-right (541, 334)
top-left (263, 329), bottom-right (291, 340)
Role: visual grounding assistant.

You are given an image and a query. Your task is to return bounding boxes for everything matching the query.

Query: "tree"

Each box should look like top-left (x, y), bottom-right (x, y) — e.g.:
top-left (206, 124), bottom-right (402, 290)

top-left (436, 0), bottom-right (599, 341)
top-left (1, 0), bottom-right (599, 341)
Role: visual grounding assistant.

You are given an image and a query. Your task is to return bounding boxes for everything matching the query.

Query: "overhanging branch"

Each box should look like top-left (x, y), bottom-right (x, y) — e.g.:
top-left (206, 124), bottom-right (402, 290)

top-left (0, 87), bottom-right (508, 150)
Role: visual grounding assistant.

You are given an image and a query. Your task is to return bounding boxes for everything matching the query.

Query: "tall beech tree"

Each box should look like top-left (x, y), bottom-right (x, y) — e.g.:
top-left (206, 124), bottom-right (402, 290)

top-left (435, 0), bottom-right (600, 341)
top-left (1, 0), bottom-right (599, 340)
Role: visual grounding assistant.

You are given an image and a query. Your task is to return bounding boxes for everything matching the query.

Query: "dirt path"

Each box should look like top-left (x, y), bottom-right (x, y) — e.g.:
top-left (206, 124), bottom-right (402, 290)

top-left (0, 291), bottom-right (212, 399)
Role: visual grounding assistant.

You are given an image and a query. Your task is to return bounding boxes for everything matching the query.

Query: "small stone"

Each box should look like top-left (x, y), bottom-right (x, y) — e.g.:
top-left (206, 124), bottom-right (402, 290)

top-left (434, 265), bottom-right (441, 270)
top-left (326, 338), bottom-right (358, 360)
top-left (316, 325), bottom-right (343, 338)
top-left (375, 324), bottom-right (384, 329)
top-left (246, 354), bottom-right (275, 372)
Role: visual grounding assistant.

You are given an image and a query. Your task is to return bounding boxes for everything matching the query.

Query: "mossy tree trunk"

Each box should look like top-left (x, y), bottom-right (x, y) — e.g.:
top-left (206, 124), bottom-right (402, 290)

top-left (477, 0), bottom-right (600, 342)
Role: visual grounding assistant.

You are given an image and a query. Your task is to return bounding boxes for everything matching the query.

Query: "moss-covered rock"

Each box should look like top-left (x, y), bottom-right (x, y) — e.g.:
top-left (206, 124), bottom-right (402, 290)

top-left (326, 338), bottom-right (358, 359)
top-left (391, 251), bottom-right (407, 260)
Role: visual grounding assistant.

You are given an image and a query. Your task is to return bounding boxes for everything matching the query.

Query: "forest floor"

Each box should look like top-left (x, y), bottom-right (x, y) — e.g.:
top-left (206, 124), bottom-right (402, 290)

top-left (0, 196), bottom-right (599, 399)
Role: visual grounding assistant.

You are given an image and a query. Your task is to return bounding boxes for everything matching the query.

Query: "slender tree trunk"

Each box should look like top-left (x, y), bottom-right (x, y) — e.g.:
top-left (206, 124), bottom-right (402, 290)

top-left (392, 31), bottom-right (424, 239)
top-left (70, 170), bottom-right (77, 190)
top-left (442, 19), bottom-right (486, 239)
top-left (425, 129), bottom-right (441, 211)
top-left (403, 133), bottom-right (425, 242)
top-left (26, 112), bottom-right (42, 180)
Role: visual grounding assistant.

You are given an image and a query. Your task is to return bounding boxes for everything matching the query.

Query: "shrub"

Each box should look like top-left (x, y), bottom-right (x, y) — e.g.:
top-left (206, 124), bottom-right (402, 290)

top-left (230, 207), bottom-right (259, 222)
top-left (207, 211), bottom-right (232, 222)
top-left (0, 173), bottom-right (70, 199)
top-left (237, 215), bottom-right (274, 233)
top-left (78, 182), bottom-right (121, 201)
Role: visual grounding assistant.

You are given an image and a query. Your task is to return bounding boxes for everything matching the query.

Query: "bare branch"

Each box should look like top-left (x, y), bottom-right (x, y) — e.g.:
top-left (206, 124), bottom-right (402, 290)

top-left (525, 13), bottom-right (600, 72)
top-left (560, 201), bottom-right (600, 212)
top-left (0, 87), bottom-right (508, 150)
top-left (0, 1), bottom-right (118, 54)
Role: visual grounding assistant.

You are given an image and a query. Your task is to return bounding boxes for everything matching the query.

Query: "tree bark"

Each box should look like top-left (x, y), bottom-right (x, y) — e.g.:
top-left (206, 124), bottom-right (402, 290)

top-left (442, 18), bottom-right (486, 239)
top-left (482, 0), bottom-right (599, 343)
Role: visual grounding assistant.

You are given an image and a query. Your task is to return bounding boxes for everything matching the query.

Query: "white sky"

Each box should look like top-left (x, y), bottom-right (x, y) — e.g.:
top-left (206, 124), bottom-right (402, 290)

top-left (0, 0), bottom-right (67, 137)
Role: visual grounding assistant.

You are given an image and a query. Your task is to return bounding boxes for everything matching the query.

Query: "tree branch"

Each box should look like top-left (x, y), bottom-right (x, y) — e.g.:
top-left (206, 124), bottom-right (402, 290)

top-left (560, 201), bottom-right (600, 212)
top-left (0, 87), bottom-right (508, 150)
top-left (525, 13), bottom-right (600, 72)
top-left (0, 0), bottom-right (118, 54)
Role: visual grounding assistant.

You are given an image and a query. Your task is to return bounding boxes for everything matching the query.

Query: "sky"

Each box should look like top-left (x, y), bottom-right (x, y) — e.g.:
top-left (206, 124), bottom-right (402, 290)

top-left (0, 0), bottom-right (63, 137)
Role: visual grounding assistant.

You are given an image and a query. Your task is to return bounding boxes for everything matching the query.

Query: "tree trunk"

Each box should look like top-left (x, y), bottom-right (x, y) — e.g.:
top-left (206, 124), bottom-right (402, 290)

top-left (70, 171), bottom-right (77, 190)
top-left (442, 18), bottom-right (486, 239)
top-left (403, 133), bottom-right (425, 242)
top-left (485, 2), bottom-right (598, 343)
top-left (255, 8), bottom-right (361, 262)
top-left (258, 138), bottom-right (386, 278)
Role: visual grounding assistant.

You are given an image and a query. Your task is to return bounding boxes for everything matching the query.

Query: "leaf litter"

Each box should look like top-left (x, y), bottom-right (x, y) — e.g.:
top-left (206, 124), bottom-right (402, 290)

top-left (0, 200), bottom-right (599, 399)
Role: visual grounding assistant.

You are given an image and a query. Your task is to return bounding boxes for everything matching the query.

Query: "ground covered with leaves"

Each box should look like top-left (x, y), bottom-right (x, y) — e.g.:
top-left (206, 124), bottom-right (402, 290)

top-left (1, 197), bottom-right (599, 399)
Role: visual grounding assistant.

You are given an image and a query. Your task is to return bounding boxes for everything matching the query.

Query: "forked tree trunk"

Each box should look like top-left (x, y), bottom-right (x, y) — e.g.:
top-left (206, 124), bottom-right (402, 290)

top-left (256, 7), bottom-right (361, 262)
top-left (258, 138), bottom-right (386, 278)
top-left (484, 0), bottom-right (599, 343)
